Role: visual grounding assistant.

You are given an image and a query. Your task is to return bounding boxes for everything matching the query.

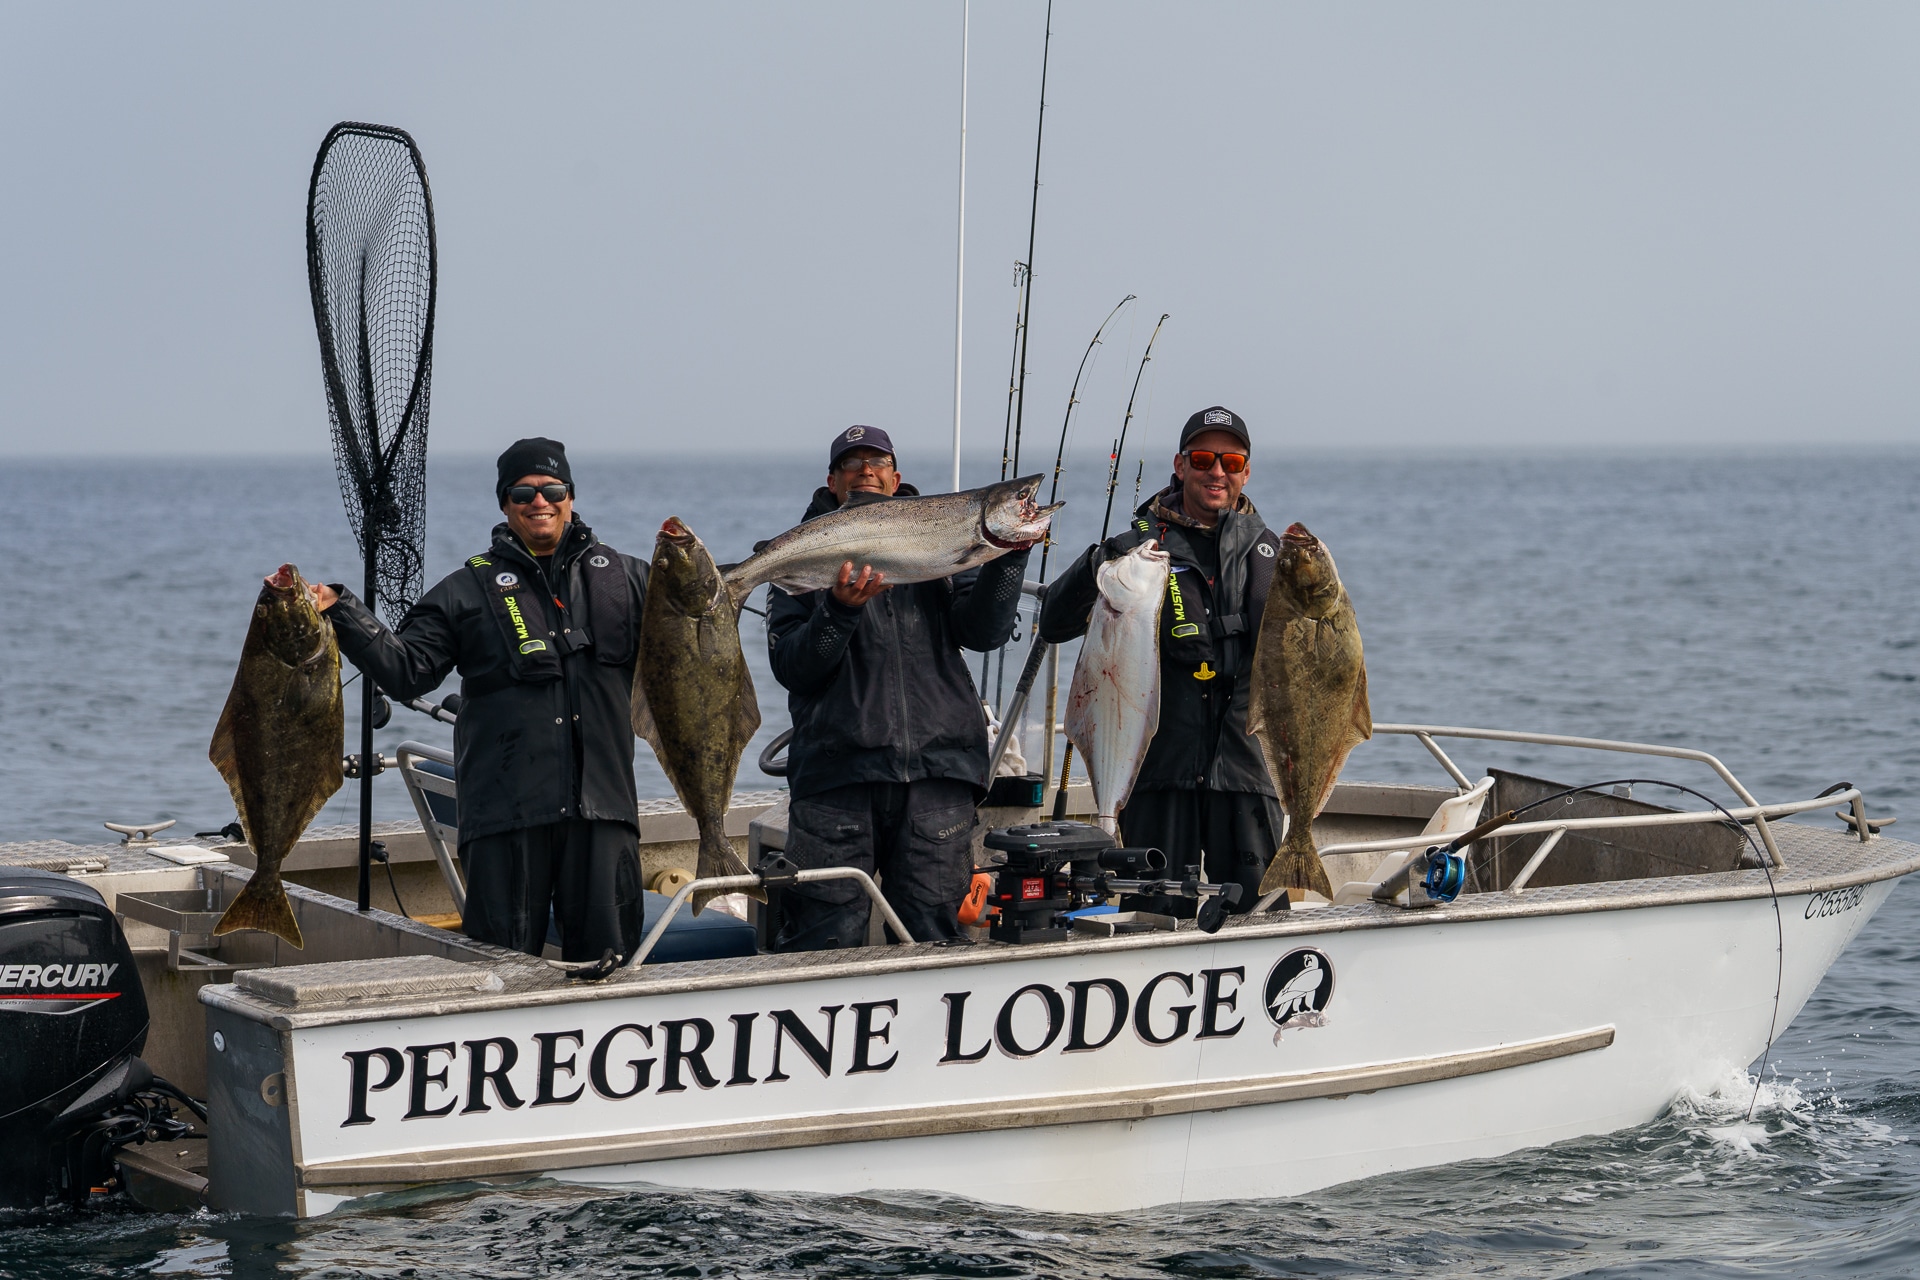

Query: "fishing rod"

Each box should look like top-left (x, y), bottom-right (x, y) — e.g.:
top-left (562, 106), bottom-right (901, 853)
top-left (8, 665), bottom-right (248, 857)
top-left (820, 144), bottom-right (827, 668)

top-left (986, 262), bottom-right (1029, 696)
top-left (1037, 293), bottom-right (1133, 584)
top-left (1101, 313), bottom-right (1167, 541)
top-left (997, 262), bottom-right (1028, 483)
top-left (1034, 294), bottom-right (1134, 813)
top-left (1007, 0), bottom-right (1052, 480)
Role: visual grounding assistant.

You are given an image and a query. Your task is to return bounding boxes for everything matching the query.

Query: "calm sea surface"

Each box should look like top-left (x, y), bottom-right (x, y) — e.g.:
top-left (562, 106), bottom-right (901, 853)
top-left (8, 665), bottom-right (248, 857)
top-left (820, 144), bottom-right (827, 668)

top-left (1, 450), bottom-right (1917, 1277)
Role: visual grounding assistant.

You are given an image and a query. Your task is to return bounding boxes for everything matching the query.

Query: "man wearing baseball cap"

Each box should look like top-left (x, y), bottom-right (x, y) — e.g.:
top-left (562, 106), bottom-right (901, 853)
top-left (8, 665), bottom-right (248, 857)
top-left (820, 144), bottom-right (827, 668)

top-left (1039, 406), bottom-right (1288, 914)
top-left (312, 437), bottom-right (652, 971)
top-left (764, 426), bottom-right (1031, 951)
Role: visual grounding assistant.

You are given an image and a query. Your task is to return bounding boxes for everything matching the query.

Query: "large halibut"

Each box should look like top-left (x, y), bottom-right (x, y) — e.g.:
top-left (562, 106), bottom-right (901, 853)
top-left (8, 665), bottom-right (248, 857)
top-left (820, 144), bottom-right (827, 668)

top-left (209, 564), bottom-right (344, 946)
top-left (632, 518), bottom-right (763, 913)
top-left (1248, 524), bottom-right (1371, 898)
top-left (1064, 539), bottom-right (1168, 836)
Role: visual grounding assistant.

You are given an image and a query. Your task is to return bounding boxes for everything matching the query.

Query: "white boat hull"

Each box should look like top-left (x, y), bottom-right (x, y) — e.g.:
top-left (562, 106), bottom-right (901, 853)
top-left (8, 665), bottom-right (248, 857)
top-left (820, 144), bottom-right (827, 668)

top-left (251, 871), bottom-right (1895, 1218)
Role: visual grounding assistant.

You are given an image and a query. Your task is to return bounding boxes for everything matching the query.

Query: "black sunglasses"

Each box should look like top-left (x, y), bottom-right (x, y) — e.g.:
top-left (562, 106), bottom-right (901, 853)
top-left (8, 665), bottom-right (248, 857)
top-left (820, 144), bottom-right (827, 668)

top-left (506, 482), bottom-right (572, 505)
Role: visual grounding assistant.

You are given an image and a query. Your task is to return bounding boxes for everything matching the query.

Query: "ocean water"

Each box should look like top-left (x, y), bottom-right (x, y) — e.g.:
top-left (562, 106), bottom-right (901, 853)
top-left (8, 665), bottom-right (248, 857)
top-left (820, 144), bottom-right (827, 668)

top-left (1, 449), bottom-right (1917, 1276)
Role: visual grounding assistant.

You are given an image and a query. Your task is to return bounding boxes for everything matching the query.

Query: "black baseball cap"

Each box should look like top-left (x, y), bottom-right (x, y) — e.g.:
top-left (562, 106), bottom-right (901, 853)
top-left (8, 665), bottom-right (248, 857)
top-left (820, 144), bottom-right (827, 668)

top-left (828, 425), bottom-right (897, 469)
top-left (1178, 406), bottom-right (1250, 452)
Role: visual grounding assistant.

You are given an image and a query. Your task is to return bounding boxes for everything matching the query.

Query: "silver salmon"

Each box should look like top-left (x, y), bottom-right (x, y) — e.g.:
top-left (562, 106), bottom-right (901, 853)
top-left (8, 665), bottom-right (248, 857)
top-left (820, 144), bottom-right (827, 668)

top-left (1064, 540), bottom-right (1168, 836)
top-left (1248, 524), bottom-right (1371, 899)
top-left (210, 564), bottom-right (344, 947)
top-left (632, 518), bottom-right (764, 914)
top-left (723, 475), bottom-right (1061, 597)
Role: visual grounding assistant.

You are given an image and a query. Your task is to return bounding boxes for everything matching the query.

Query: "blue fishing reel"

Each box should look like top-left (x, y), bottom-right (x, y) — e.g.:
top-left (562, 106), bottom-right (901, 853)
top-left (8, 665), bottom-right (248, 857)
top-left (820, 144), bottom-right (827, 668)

top-left (1421, 846), bottom-right (1469, 903)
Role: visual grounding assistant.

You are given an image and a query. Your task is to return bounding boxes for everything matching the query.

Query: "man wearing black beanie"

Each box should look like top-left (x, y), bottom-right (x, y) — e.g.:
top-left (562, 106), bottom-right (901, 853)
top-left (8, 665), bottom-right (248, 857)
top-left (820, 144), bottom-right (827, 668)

top-left (312, 437), bottom-right (651, 968)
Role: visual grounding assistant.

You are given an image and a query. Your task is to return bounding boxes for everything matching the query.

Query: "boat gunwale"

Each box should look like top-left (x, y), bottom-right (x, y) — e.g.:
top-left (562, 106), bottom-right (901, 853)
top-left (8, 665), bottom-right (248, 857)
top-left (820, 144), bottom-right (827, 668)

top-left (200, 820), bottom-right (1920, 1032)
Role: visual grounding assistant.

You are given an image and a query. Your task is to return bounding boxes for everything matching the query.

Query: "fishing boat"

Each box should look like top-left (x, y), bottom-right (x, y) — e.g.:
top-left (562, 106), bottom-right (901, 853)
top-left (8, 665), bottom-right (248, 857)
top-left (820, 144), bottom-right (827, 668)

top-left (1, 722), bottom-right (1909, 1217)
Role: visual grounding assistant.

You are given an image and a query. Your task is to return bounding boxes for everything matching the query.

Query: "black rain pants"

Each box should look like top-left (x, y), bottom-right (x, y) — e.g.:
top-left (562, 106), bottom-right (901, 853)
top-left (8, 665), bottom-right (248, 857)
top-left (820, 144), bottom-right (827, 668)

top-left (459, 818), bottom-right (643, 962)
top-left (773, 779), bottom-right (977, 952)
top-left (1116, 789), bottom-right (1285, 918)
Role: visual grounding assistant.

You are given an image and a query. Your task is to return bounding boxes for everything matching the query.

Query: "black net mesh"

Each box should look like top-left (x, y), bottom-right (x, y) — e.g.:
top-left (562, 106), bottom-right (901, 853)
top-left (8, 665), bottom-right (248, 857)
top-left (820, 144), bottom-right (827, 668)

top-left (306, 122), bottom-right (437, 624)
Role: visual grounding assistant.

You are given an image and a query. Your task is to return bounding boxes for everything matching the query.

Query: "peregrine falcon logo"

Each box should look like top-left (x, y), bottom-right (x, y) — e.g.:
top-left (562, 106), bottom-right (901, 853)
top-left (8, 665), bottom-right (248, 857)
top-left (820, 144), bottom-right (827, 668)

top-left (1203, 408), bottom-right (1233, 426)
top-left (1264, 949), bottom-right (1333, 1028)
top-left (495, 571), bottom-right (519, 588)
top-left (589, 554), bottom-right (610, 569)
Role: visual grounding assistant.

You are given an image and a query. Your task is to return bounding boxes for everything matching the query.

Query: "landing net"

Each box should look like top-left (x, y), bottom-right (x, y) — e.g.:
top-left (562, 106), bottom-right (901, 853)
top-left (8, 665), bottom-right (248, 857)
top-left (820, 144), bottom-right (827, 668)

top-left (306, 122), bottom-right (437, 623)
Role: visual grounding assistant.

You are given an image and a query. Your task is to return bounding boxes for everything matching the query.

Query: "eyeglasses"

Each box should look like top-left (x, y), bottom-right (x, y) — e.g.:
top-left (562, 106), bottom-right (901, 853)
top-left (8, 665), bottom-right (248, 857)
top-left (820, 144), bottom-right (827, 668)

top-left (506, 483), bottom-right (572, 505)
top-left (835, 454), bottom-right (896, 474)
top-left (1183, 449), bottom-right (1248, 475)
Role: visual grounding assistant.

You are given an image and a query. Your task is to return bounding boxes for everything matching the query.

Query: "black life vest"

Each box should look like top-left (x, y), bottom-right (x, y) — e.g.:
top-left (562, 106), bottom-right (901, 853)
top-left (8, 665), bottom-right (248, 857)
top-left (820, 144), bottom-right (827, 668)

top-left (1124, 515), bottom-right (1280, 683)
top-left (465, 545), bottom-right (635, 693)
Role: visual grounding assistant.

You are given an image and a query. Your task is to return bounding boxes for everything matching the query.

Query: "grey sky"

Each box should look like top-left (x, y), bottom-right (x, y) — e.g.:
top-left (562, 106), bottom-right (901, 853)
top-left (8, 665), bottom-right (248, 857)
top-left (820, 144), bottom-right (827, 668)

top-left (2, 2), bottom-right (1916, 465)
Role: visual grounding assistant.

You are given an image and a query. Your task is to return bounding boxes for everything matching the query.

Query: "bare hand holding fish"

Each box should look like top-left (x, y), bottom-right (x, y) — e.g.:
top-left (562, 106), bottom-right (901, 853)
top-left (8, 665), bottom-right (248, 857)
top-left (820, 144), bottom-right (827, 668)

top-left (209, 564), bottom-right (345, 946)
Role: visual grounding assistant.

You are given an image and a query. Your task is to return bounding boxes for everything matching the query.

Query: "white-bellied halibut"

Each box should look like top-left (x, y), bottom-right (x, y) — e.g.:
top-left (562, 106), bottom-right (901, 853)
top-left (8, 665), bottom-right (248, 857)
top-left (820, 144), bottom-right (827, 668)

top-left (1248, 523), bottom-right (1371, 899)
top-left (722, 475), bottom-right (1061, 597)
top-left (1064, 540), bottom-right (1169, 836)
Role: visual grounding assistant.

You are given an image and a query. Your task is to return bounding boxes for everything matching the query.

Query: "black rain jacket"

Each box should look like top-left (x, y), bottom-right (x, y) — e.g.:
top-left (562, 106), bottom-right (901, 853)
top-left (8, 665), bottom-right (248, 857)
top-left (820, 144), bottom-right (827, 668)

top-left (1038, 487), bottom-right (1279, 796)
top-left (325, 517), bottom-right (649, 841)
top-left (767, 485), bottom-right (1030, 801)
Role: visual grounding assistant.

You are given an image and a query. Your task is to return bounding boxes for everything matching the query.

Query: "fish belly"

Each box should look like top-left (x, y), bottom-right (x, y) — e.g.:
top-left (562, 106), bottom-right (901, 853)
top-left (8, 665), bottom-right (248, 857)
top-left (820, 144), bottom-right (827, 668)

top-left (1065, 599), bottom-right (1161, 832)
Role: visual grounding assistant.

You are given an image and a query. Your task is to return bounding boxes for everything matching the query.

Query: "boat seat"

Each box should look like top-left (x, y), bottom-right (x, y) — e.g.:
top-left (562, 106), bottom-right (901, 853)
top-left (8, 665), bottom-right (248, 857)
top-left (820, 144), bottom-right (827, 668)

top-left (1330, 775), bottom-right (1495, 905)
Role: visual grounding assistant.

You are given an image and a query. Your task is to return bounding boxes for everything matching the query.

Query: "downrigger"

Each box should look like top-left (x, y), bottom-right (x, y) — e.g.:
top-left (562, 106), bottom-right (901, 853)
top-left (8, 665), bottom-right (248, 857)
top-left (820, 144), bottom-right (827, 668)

top-left (980, 820), bottom-right (1243, 943)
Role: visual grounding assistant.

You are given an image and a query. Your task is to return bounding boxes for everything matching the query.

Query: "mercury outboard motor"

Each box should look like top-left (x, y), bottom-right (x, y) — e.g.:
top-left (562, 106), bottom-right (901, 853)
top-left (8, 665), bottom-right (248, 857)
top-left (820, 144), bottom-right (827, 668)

top-left (0, 868), bottom-right (155, 1207)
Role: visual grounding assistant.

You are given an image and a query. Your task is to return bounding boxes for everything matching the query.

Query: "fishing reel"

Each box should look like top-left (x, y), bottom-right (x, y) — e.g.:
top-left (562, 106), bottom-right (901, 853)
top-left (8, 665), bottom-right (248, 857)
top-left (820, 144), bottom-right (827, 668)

top-left (1420, 846), bottom-right (1469, 903)
top-left (980, 822), bottom-right (1241, 943)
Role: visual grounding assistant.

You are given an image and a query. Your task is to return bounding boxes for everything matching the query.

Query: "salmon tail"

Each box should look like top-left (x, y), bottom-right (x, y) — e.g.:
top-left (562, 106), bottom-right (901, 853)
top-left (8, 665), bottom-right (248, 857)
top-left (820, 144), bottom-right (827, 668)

top-left (690, 816), bottom-right (762, 915)
top-left (213, 873), bottom-right (305, 948)
top-left (1258, 821), bottom-right (1334, 899)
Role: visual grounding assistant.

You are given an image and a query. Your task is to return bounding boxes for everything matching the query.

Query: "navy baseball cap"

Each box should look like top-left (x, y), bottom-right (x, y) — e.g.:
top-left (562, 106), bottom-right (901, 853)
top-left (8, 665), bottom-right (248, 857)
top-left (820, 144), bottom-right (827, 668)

top-left (1178, 407), bottom-right (1250, 452)
top-left (828, 425), bottom-right (897, 469)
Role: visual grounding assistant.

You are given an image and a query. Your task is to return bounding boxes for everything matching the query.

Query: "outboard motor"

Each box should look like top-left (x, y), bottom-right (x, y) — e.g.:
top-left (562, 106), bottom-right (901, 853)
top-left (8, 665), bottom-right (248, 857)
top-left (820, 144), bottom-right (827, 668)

top-left (0, 868), bottom-right (153, 1207)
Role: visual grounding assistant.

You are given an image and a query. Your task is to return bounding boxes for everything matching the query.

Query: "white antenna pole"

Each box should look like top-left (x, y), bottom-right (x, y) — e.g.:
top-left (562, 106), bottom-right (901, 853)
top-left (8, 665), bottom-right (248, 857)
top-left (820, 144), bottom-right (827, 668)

top-left (950, 0), bottom-right (969, 492)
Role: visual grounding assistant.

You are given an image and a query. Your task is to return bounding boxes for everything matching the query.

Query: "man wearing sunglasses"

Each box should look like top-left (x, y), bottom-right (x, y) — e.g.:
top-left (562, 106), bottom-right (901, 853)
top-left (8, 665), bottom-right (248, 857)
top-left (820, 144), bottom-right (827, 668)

top-left (765, 425), bottom-right (1031, 952)
top-left (1039, 406), bottom-right (1288, 915)
top-left (312, 437), bottom-right (651, 967)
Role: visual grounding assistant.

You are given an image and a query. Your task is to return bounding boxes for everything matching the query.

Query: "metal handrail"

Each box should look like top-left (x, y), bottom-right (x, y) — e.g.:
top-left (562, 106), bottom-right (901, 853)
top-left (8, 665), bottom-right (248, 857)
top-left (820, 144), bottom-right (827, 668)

top-left (628, 866), bottom-right (913, 968)
top-left (394, 741), bottom-right (466, 914)
top-left (1374, 722), bottom-right (1785, 869)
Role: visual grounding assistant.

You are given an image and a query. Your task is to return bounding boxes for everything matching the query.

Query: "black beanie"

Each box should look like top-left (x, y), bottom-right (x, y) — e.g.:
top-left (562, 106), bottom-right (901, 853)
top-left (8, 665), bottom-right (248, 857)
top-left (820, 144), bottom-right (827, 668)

top-left (496, 438), bottom-right (573, 504)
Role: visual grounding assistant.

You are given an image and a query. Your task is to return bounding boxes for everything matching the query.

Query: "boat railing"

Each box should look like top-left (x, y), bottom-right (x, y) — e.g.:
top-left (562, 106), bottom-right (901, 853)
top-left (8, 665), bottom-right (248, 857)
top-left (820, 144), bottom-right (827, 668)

top-left (1372, 722), bottom-right (1792, 868)
top-left (629, 863), bottom-right (912, 968)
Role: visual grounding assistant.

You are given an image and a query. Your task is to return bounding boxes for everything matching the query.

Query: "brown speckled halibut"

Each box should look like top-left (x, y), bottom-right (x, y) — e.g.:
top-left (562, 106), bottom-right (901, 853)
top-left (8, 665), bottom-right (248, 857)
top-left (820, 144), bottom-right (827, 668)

top-left (1247, 524), bottom-right (1371, 899)
top-left (631, 518), bottom-right (763, 914)
top-left (209, 564), bottom-right (344, 946)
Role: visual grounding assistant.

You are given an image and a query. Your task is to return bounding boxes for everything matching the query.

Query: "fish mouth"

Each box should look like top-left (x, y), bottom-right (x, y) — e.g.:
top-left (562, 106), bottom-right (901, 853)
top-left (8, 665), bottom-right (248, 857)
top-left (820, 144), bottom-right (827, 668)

top-left (659, 517), bottom-right (696, 546)
top-left (265, 564), bottom-right (298, 592)
top-left (1282, 523), bottom-right (1318, 547)
top-left (984, 499), bottom-right (1064, 549)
